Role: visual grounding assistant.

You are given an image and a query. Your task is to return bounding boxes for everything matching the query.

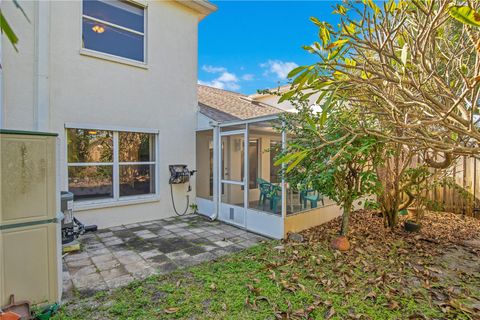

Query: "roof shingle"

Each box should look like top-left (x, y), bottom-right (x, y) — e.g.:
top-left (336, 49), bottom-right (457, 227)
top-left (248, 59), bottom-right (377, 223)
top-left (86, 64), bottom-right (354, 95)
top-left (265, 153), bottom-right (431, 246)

top-left (198, 85), bottom-right (283, 122)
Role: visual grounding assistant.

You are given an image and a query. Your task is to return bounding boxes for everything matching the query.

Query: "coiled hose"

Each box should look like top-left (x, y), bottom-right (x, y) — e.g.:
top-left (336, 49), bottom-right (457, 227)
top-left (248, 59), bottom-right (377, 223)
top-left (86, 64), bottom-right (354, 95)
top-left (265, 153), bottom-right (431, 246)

top-left (170, 183), bottom-right (190, 216)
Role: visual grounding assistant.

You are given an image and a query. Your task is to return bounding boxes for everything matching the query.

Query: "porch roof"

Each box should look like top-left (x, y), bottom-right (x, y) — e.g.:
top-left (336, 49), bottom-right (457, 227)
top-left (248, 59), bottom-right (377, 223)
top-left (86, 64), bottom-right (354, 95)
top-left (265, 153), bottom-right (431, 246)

top-left (198, 85), bottom-right (283, 123)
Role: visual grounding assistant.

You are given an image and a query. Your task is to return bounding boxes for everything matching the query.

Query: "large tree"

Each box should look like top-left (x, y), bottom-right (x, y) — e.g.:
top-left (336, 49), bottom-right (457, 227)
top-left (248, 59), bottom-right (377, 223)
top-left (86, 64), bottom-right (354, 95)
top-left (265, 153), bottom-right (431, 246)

top-left (277, 100), bottom-right (381, 247)
top-left (285, 0), bottom-right (480, 157)
top-left (280, 0), bottom-right (480, 228)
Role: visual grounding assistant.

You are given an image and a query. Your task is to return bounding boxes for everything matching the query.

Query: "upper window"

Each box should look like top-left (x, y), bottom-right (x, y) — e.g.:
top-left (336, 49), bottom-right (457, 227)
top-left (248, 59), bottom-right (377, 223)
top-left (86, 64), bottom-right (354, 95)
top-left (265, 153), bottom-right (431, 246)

top-left (67, 128), bottom-right (156, 204)
top-left (82, 0), bottom-right (145, 62)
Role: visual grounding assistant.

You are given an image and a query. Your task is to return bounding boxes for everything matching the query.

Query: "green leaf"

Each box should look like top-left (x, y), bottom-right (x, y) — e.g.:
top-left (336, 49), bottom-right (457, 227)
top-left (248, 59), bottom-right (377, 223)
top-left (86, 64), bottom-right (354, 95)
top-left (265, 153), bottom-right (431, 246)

top-left (299, 91), bottom-right (315, 101)
top-left (449, 5), bottom-right (480, 28)
top-left (278, 90), bottom-right (296, 103)
top-left (274, 151), bottom-right (302, 167)
top-left (326, 38), bottom-right (349, 50)
top-left (363, 0), bottom-right (380, 15)
top-left (0, 13), bottom-right (19, 51)
top-left (310, 16), bottom-right (323, 27)
top-left (333, 5), bottom-right (347, 15)
top-left (343, 23), bottom-right (356, 35)
top-left (318, 24), bottom-right (331, 47)
top-left (386, 0), bottom-right (396, 13)
top-left (287, 66), bottom-right (307, 79)
top-left (286, 151), bottom-right (308, 173)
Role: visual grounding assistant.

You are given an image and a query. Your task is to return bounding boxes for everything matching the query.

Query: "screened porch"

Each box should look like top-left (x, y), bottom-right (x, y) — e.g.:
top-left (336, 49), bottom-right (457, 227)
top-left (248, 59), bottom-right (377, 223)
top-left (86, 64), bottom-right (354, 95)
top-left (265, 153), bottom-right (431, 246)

top-left (195, 115), bottom-right (339, 239)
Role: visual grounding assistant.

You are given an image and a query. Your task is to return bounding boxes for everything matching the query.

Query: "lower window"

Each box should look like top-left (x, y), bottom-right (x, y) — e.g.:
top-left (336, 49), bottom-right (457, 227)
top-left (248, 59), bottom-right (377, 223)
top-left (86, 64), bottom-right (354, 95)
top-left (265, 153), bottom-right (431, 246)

top-left (67, 128), bottom-right (157, 204)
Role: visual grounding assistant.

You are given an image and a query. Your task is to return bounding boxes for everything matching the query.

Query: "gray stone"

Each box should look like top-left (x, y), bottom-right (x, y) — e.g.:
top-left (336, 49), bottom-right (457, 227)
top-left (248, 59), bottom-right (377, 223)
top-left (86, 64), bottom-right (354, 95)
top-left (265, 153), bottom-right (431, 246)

top-left (117, 253), bottom-right (143, 265)
top-left (199, 244), bottom-right (217, 252)
top-left (112, 250), bottom-right (136, 258)
top-left (155, 262), bottom-right (178, 274)
top-left (103, 239), bottom-right (124, 246)
top-left (97, 232), bottom-right (114, 238)
top-left (64, 252), bottom-right (89, 262)
top-left (88, 247), bottom-right (111, 257)
top-left (91, 253), bottom-right (115, 264)
top-left (95, 259), bottom-right (121, 272)
top-left (124, 260), bottom-right (151, 274)
top-left (110, 226), bottom-right (126, 231)
top-left (139, 249), bottom-right (162, 259)
top-left (214, 240), bottom-right (234, 247)
top-left (70, 265), bottom-right (97, 278)
top-left (166, 250), bottom-right (190, 260)
top-left (106, 274), bottom-right (134, 289)
top-left (101, 267), bottom-right (128, 281)
top-left (288, 232), bottom-right (304, 243)
top-left (66, 258), bottom-right (93, 268)
top-left (72, 272), bottom-right (102, 289)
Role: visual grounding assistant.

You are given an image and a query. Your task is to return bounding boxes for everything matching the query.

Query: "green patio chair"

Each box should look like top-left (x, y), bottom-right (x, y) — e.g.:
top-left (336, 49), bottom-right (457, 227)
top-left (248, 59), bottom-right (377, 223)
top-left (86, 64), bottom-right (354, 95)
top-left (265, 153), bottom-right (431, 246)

top-left (257, 178), bottom-right (270, 206)
top-left (257, 178), bottom-right (281, 214)
top-left (300, 189), bottom-right (324, 209)
top-left (268, 184), bottom-right (282, 214)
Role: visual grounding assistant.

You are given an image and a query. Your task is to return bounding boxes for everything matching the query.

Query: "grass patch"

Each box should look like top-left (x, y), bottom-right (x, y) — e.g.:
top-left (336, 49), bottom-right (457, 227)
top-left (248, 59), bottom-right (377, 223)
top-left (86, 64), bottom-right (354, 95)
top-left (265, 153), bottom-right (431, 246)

top-left (53, 241), bottom-right (475, 319)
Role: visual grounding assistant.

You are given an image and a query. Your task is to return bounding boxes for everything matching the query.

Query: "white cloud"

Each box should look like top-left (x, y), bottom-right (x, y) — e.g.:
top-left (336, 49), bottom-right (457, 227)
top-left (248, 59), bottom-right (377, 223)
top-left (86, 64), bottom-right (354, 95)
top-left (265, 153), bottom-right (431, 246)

top-left (202, 65), bottom-right (227, 74)
top-left (260, 60), bottom-right (298, 80)
top-left (198, 70), bottom-right (240, 91)
top-left (217, 72), bottom-right (238, 83)
top-left (241, 74), bottom-right (254, 81)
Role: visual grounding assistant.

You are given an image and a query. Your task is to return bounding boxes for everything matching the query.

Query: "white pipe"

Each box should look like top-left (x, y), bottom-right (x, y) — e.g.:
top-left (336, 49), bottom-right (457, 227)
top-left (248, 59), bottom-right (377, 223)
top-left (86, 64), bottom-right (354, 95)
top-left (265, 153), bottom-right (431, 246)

top-left (34, 0), bottom-right (50, 131)
top-left (210, 124), bottom-right (220, 221)
top-left (0, 0), bottom-right (3, 129)
top-left (243, 123), bottom-right (249, 229)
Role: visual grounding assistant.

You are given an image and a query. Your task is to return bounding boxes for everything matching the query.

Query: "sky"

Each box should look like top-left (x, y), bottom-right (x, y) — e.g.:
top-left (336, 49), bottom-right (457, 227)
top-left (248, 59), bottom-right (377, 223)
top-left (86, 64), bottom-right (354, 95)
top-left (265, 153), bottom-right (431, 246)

top-left (198, 1), bottom-right (342, 95)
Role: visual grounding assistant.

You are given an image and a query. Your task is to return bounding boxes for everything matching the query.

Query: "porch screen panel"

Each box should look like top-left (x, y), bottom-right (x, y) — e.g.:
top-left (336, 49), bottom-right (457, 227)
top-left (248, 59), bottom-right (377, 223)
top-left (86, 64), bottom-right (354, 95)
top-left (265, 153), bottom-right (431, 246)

top-left (195, 130), bottom-right (214, 200)
top-left (247, 120), bottom-right (282, 215)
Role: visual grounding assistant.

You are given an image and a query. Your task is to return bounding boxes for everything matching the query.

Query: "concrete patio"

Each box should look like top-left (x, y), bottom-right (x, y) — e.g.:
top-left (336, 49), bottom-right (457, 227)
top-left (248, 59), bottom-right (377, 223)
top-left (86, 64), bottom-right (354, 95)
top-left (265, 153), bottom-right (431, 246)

top-left (62, 214), bottom-right (267, 298)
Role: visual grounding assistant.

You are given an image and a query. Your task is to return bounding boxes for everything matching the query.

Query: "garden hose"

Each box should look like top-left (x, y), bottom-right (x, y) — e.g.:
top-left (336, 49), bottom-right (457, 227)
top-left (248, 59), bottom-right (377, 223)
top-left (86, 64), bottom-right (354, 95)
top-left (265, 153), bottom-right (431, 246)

top-left (170, 182), bottom-right (190, 216)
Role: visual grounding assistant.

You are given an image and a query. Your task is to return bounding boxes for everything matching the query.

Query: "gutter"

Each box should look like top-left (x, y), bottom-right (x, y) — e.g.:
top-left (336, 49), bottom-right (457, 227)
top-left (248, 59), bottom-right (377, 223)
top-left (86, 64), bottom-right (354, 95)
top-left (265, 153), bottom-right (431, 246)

top-left (175, 0), bottom-right (217, 20)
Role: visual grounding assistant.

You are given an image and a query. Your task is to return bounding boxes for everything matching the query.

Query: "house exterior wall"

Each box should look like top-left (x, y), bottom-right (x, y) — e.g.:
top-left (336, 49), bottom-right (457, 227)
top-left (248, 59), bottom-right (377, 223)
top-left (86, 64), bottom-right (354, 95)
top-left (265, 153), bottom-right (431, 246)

top-left (250, 92), bottom-right (321, 113)
top-left (2, 0), bottom-right (207, 228)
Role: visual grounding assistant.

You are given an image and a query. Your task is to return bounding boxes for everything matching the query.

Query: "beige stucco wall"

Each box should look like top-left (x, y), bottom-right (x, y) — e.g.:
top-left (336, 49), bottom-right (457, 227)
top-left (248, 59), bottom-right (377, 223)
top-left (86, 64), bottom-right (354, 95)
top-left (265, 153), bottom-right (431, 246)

top-left (252, 92), bottom-right (321, 113)
top-left (2, 1), bottom-right (203, 228)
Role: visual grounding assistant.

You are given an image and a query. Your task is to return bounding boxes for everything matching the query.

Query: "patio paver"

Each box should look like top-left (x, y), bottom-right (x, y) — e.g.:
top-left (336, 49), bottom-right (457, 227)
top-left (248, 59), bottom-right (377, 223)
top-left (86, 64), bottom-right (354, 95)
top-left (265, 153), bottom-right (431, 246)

top-left (62, 214), bottom-right (267, 297)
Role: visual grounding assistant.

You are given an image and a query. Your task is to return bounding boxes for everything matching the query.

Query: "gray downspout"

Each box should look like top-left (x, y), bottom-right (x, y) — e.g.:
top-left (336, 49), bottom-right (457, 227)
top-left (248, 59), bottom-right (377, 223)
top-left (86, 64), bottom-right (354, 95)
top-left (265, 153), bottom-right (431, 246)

top-left (0, 0), bottom-right (3, 129)
top-left (211, 123), bottom-right (220, 221)
top-left (34, 0), bottom-right (50, 131)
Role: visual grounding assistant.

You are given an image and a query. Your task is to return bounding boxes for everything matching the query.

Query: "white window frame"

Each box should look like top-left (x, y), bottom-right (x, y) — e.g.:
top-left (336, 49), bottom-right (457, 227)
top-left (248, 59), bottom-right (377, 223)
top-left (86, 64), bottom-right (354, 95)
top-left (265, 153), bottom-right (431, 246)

top-left (65, 124), bottom-right (159, 210)
top-left (80, 0), bottom-right (148, 67)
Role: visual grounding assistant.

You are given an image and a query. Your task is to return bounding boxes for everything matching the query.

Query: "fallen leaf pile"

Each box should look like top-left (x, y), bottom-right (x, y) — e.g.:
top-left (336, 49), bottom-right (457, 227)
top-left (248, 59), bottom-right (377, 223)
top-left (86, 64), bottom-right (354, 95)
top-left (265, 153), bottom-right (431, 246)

top-left (260, 210), bottom-right (480, 318)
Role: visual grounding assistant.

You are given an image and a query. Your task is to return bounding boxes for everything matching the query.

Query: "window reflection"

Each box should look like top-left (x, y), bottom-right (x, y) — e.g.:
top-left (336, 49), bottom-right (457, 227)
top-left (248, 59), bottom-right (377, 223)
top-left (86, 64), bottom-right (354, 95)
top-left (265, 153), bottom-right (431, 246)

top-left (82, 18), bottom-right (144, 62)
top-left (83, 0), bottom-right (144, 33)
top-left (119, 164), bottom-right (155, 196)
top-left (119, 132), bottom-right (155, 162)
top-left (67, 129), bottom-right (113, 163)
top-left (68, 166), bottom-right (113, 201)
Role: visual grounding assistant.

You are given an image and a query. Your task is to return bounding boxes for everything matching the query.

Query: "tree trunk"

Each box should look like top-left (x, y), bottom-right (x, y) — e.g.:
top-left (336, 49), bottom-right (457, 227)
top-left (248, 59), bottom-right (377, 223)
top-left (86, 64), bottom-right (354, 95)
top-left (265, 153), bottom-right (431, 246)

top-left (340, 200), bottom-right (352, 236)
top-left (384, 208), bottom-right (398, 230)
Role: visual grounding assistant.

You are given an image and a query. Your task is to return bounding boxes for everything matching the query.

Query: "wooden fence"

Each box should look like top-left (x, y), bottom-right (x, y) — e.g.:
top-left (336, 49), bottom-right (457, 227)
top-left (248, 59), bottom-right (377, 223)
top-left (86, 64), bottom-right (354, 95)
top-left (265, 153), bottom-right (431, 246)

top-left (417, 155), bottom-right (480, 218)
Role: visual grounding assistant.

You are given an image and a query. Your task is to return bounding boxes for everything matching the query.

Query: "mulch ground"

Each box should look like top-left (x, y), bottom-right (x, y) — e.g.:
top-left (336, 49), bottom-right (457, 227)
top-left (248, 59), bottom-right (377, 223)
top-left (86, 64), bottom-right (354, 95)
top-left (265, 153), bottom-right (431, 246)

top-left (296, 210), bottom-right (480, 318)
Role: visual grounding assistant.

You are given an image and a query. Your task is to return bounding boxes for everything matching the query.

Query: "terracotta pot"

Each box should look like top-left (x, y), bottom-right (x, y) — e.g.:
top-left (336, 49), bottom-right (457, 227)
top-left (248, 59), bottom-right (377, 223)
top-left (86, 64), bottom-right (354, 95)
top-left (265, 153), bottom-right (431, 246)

top-left (331, 236), bottom-right (350, 251)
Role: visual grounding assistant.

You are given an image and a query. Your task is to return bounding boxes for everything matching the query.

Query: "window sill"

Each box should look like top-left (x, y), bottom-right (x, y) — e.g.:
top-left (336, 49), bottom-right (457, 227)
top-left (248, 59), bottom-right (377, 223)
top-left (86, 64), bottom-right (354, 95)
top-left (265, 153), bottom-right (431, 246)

top-left (73, 195), bottom-right (159, 212)
top-left (79, 48), bottom-right (148, 70)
